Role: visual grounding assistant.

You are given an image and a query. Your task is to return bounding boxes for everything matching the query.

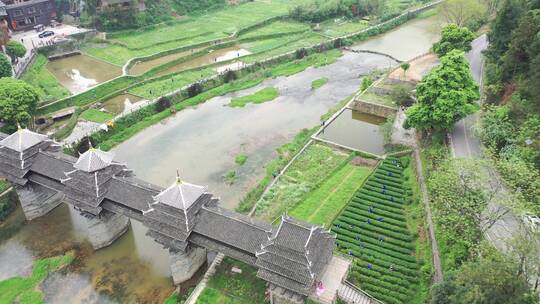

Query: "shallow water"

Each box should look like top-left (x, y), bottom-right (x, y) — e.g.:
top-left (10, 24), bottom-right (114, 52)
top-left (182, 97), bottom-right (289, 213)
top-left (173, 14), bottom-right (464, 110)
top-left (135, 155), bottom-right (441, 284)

top-left (316, 109), bottom-right (387, 155)
top-left (46, 55), bottom-right (122, 94)
top-left (154, 47), bottom-right (251, 77)
top-left (353, 14), bottom-right (443, 61)
top-left (0, 204), bottom-right (175, 303)
top-left (101, 94), bottom-right (144, 116)
top-left (129, 48), bottom-right (203, 76)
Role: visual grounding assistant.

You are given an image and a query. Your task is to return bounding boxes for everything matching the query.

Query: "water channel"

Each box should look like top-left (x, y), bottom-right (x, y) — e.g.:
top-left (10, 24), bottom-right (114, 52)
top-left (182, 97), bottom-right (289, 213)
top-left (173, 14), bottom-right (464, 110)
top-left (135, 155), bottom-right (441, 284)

top-left (46, 54), bottom-right (122, 94)
top-left (0, 14), bottom-right (441, 303)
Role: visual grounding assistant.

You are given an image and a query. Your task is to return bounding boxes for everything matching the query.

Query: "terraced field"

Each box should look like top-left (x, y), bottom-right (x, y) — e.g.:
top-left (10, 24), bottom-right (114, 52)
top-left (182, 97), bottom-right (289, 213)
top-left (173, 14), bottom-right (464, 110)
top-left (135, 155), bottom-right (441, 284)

top-left (332, 156), bottom-right (420, 304)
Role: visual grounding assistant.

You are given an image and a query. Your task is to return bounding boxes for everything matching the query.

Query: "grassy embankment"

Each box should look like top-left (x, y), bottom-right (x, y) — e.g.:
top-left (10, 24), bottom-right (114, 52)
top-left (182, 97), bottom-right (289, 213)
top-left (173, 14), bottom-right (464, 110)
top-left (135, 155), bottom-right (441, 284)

top-left (196, 257), bottom-right (267, 304)
top-left (0, 252), bottom-right (75, 304)
top-left (20, 54), bottom-right (70, 103)
top-left (311, 77), bottom-right (328, 90)
top-left (228, 87), bottom-right (279, 107)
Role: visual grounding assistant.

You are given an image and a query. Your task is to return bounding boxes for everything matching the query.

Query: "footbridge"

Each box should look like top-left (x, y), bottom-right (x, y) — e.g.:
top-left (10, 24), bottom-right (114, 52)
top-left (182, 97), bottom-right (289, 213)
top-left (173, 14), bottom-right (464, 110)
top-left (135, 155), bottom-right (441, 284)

top-left (0, 129), bottom-right (335, 304)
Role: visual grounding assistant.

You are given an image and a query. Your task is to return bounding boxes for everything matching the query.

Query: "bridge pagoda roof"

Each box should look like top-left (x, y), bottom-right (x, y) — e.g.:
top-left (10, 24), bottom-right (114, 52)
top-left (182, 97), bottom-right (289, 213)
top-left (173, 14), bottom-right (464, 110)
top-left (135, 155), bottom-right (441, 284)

top-left (153, 178), bottom-right (206, 210)
top-left (256, 215), bottom-right (335, 295)
top-left (0, 128), bottom-right (49, 152)
top-left (74, 148), bottom-right (115, 172)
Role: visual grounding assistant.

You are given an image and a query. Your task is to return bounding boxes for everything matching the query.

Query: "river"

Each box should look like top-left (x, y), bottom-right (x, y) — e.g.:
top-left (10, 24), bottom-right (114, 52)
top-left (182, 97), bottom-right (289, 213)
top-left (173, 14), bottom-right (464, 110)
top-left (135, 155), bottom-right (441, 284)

top-left (0, 13), bottom-right (441, 303)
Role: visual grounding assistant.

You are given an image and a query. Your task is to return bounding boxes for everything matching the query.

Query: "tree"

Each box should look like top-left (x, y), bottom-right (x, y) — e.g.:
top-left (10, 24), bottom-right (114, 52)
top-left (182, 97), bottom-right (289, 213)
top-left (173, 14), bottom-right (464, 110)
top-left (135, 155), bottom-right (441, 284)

top-left (428, 158), bottom-right (515, 265)
top-left (499, 10), bottom-right (540, 81)
top-left (5, 41), bottom-right (27, 63)
top-left (479, 105), bottom-right (516, 151)
top-left (433, 24), bottom-right (475, 57)
top-left (400, 62), bottom-right (410, 79)
top-left (507, 230), bottom-right (540, 292)
top-left (438, 0), bottom-right (487, 28)
top-left (406, 50), bottom-right (479, 132)
top-left (0, 78), bottom-right (40, 130)
top-left (431, 248), bottom-right (537, 304)
top-left (0, 54), bottom-right (12, 78)
top-left (486, 0), bottom-right (526, 61)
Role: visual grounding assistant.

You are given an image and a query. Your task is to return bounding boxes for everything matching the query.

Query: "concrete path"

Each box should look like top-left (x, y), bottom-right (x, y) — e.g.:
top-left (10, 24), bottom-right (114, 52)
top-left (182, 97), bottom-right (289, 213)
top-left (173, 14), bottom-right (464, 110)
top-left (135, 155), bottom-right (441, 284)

top-left (449, 34), bottom-right (524, 252)
top-left (185, 253), bottom-right (225, 304)
top-left (414, 148), bottom-right (443, 283)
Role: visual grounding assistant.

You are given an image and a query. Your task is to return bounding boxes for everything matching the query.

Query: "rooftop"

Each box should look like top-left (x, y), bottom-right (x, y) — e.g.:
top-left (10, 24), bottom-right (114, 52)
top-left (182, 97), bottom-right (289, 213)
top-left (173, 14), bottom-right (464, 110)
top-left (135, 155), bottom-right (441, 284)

top-left (0, 128), bottom-right (49, 152)
top-left (74, 148), bottom-right (115, 172)
top-left (153, 178), bottom-right (206, 210)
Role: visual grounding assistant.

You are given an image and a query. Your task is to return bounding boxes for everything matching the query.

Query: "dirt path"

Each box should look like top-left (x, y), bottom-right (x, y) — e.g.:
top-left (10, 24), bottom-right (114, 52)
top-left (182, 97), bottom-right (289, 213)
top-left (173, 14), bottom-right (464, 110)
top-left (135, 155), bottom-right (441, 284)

top-left (413, 147), bottom-right (443, 283)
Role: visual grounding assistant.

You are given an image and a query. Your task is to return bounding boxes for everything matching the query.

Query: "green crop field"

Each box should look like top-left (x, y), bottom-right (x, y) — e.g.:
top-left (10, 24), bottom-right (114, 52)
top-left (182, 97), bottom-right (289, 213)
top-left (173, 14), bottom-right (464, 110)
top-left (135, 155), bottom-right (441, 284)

top-left (84, 0), bottom-right (306, 65)
top-left (255, 143), bottom-right (350, 222)
top-left (332, 156), bottom-right (422, 304)
top-left (290, 163), bottom-right (371, 226)
top-left (238, 20), bottom-right (310, 39)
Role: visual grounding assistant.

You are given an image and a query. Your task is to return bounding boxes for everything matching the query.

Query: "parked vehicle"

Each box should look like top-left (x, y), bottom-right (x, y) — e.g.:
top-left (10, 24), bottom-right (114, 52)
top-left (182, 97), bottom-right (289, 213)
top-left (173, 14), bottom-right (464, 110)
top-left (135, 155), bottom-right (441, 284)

top-left (38, 31), bottom-right (55, 38)
top-left (33, 24), bottom-right (45, 32)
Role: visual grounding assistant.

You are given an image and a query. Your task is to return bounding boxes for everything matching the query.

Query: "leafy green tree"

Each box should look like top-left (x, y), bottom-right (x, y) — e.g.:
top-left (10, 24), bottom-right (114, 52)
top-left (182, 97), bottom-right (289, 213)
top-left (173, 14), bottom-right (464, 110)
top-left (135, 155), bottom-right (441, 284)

top-left (0, 54), bottom-right (12, 78)
top-left (433, 24), bottom-right (475, 57)
top-left (406, 50), bottom-right (479, 132)
top-left (5, 41), bottom-right (27, 62)
top-left (479, 105), bottom-right (516, 151)
top-left (431, 248), bottom-right (538, 304)
top-left (428, 158), bottom-right (514, 266)
top-left (499, 10), bottom-right (540, 82)
top-left (0, 78), bottom-right (40, 130)
top-left (486, 0), bottom-right (526, 61)
top-left (400, 62), bottom-right (410, 79)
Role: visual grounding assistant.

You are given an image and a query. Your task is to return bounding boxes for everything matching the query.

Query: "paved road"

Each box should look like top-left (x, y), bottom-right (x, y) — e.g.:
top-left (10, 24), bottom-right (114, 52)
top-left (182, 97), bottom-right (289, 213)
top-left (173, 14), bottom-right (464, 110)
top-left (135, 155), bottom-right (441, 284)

top-left (450, 34), bottom-right (523, 251)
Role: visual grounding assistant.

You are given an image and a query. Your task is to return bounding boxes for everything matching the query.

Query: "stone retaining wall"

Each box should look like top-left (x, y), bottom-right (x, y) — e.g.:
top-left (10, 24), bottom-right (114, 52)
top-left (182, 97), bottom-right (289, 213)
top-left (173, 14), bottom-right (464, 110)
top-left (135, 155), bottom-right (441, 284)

top-left (349, 100), bottom-right (397, 118)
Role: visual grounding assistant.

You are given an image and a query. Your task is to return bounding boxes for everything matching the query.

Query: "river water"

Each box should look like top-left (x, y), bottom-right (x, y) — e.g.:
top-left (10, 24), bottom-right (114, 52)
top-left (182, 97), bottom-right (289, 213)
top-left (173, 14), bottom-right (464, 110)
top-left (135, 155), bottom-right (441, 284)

top-left (352, 14), bottom-right (442, 61)
top-left (0, 14), bottom-right (440, 303)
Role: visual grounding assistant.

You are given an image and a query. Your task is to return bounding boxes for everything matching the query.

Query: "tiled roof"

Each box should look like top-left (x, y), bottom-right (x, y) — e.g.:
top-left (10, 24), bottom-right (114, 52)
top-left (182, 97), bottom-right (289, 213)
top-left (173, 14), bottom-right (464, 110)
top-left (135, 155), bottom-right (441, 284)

top-left (105, 177), bottom-right (157, 212)
top-left (153, 179), bottom-right (206, 210)
top-left (74, 148), bottom-right (115, 172)
top-left (193, 205), bottom-right (271, 254)
top-left (30, 152), bottom-right (74, 181)
top-left (0, 129), bottom-right (49, 152)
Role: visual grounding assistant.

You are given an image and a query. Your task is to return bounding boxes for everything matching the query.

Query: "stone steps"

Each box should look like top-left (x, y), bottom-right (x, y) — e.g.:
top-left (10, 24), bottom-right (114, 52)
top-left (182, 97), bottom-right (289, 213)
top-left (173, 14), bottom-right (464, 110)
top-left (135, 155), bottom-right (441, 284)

top-left (338, 283), bottom-right (376, 304)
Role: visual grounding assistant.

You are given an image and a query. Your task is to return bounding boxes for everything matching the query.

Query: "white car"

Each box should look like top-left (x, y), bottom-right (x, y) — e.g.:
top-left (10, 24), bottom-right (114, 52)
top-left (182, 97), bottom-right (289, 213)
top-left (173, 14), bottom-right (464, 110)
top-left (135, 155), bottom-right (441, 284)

top-left (523, 213), bottom-right (540, 231)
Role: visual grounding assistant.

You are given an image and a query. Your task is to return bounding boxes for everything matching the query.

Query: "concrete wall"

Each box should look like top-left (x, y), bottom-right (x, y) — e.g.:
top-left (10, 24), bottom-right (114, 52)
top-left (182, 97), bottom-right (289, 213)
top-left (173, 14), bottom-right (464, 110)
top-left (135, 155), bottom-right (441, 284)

top-left (349, 100), bottom-right (397, 119)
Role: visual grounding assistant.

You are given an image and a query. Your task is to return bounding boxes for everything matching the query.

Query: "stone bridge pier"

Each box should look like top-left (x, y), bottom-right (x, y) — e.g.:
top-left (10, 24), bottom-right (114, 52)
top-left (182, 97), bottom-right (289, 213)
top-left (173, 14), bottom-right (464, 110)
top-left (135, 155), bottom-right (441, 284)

top-left (82, 210), bottom-right (130, 250)
top-left (170, 246), bottom-right (207, 285)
